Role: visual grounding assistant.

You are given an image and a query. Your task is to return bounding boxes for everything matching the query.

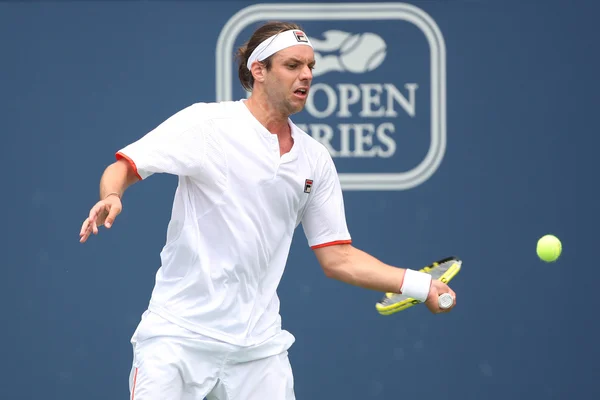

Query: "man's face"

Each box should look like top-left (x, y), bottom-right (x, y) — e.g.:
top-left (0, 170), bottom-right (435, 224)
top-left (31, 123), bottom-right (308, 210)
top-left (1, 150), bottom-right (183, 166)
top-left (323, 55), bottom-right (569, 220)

top-left (262, 45), bottom-right (315, 115)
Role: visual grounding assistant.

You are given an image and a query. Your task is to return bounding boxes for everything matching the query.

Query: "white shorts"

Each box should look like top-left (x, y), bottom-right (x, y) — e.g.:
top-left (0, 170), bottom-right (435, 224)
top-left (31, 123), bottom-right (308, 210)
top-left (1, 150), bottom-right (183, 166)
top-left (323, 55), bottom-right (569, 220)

top-left (129, 311), bottom-right (296, 400)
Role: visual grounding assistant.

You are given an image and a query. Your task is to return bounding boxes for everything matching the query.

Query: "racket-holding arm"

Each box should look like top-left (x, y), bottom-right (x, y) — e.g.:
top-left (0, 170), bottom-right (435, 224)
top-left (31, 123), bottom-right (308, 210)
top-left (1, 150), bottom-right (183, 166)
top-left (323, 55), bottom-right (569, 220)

top-left (375, 256), bottom-right (461, 315)
top-left (313, 244), bottom-right (457, 314)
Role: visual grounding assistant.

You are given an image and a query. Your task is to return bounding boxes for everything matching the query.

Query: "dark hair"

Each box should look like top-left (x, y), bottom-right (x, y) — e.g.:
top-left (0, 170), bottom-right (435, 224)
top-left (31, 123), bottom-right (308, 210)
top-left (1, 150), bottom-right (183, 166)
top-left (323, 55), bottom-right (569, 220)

top-left (235, 21), bottom-right (303, 92)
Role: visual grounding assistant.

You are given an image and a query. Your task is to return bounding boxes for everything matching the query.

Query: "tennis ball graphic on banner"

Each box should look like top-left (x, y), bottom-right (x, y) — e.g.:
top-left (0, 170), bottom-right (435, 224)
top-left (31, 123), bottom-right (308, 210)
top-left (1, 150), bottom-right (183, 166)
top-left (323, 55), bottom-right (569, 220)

top-left (311, 31), bottom-right (387, 76)
top-left (340, 32), bottom-right (387, 72)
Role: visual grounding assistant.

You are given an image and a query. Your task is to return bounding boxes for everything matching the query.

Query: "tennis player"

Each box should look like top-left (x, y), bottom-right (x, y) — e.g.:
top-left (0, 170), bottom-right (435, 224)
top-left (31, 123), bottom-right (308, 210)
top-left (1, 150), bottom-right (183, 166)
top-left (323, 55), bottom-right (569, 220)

top-left (79, 21), bottom-right (456, 400)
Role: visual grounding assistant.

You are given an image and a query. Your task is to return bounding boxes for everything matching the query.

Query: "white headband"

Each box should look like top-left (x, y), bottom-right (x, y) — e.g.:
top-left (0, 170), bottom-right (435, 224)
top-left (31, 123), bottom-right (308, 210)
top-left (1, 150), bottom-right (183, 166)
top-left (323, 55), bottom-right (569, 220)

top-left (246, 29), bottom-right (313, 70)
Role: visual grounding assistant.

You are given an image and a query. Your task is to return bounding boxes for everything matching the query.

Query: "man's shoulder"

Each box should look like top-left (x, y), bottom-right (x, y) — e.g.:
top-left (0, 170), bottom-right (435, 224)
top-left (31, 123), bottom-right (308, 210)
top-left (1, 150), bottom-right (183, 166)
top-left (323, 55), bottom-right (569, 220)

top-left (291, 121), bottom-right (332, 160)
top-left (183, 100), bottom-right (241, 123)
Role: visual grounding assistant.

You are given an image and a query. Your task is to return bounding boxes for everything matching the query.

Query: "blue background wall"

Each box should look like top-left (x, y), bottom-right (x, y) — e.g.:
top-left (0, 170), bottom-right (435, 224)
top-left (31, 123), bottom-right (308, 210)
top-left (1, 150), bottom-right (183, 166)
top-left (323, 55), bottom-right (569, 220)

top-left (2, 0), bottom-right (597, 399)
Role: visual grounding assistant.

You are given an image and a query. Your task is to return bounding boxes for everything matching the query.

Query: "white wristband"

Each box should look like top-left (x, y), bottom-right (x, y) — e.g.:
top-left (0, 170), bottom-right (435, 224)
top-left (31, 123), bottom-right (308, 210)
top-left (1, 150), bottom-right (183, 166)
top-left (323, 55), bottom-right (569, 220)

top-left (400, 269), bottom-right (432, 302)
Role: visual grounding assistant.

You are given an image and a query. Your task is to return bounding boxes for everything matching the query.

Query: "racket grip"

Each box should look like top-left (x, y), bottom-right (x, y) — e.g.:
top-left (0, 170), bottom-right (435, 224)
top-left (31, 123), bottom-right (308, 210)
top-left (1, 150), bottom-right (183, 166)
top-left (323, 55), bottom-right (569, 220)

top-left (438, 293), bottom-right (454, 309)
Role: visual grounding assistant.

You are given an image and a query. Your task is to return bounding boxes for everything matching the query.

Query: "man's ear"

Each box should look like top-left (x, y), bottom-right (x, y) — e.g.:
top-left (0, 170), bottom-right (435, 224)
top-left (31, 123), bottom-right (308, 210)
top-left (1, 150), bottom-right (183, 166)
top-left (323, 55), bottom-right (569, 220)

top-left (250, 61), bottom-right (266, 84)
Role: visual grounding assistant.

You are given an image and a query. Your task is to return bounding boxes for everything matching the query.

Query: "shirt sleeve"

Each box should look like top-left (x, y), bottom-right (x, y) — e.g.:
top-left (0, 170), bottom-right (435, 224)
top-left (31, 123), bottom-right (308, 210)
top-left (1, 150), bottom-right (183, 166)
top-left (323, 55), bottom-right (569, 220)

top-left (115, 104), bottom-right (206, 180)
top-left (301, 151), bottom-right (352, 249)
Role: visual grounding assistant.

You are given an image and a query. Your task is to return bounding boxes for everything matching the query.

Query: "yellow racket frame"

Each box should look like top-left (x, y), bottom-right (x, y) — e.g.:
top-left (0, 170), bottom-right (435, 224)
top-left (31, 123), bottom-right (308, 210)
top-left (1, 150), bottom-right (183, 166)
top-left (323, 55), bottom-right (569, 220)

top-left (375, 257), bottom-right (462, 315)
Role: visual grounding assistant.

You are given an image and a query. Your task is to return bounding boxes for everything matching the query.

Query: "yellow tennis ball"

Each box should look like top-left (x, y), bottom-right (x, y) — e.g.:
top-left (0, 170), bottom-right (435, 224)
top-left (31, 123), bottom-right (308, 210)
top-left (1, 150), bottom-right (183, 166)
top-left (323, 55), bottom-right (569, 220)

top-left (536, 234), bottom-right (562, 262)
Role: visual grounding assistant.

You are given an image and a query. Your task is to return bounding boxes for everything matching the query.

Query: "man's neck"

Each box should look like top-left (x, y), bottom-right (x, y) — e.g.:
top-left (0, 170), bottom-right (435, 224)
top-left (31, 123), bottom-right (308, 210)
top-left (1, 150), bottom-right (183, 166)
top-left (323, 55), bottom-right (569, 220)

top-left (245, 95), bottom-right (291, 137)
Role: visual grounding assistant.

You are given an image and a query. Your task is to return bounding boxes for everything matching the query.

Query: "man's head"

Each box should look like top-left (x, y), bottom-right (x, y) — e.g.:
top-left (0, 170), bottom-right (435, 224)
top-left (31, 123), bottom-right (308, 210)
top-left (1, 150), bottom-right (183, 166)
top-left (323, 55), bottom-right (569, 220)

top-left (236, 21), bottom-right (315, 116)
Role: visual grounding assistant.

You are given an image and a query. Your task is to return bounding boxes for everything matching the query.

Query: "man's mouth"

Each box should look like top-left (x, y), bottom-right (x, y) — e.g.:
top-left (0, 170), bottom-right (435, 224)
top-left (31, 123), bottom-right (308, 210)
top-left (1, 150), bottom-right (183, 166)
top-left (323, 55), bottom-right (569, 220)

top-left (294, 88), bottom-right (308, 98)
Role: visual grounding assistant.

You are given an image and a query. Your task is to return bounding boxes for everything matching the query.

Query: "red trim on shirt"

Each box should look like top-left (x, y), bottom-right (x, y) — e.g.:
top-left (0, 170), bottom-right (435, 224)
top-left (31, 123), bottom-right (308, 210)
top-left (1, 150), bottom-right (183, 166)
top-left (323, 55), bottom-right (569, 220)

top-left (116, 151), bottom-right (143, 181)
top-left (131, 367), bottom-right (138, 400)
top-left (310, 240), bottom-right (352, 249)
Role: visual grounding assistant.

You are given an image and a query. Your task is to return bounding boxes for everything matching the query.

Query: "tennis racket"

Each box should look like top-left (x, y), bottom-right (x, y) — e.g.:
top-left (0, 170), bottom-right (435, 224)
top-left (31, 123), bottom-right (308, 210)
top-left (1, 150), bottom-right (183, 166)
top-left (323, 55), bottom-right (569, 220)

top-left (375, 256), bottom-right (462, 315)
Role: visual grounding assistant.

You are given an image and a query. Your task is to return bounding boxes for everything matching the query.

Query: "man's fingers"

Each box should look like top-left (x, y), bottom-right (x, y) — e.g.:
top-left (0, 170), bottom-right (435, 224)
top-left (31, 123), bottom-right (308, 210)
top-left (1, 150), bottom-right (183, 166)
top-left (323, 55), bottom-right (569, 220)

top-left (89, 202), bottom-right (108, 225)
top-left (80, 220), bottom-right (90, 242)
top-left (80, 218), bottom-right (94, 243)
top-left (80, 219), bottom-right (89, 236)
top-left (80, 200), bottom-right (122, 243)
top-left (446, 290), bottom-right (456, 307)
top-left (80, 201), bottom-right (118, 243)
top-left (104, 205), bottom-right (121, 228)
top-left (88, 203), bottom-right (101, 221)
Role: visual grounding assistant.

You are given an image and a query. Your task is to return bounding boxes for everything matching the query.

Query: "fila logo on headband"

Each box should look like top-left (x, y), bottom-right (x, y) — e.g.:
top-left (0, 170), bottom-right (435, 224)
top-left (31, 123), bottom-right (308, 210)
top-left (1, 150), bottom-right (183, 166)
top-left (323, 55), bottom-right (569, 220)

top-left (294, 31), bottom-right (308, 43)
top-left (304, 179), bottom-right (313, 193)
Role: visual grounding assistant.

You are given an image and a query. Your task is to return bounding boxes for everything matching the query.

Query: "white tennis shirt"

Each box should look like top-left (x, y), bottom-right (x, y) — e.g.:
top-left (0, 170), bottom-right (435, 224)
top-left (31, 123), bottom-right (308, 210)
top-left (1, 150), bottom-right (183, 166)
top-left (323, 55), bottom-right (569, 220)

top-left (116, 100), bottom-right (351, 347)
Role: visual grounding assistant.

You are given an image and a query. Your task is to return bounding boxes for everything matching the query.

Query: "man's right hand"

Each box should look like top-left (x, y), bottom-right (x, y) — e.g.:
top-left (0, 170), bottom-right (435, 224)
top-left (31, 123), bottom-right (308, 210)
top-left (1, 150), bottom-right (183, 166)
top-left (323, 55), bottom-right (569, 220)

top-left (79, 195), bottom-right (122, 243)
top-left (424, 279), bottom-right (457, 314)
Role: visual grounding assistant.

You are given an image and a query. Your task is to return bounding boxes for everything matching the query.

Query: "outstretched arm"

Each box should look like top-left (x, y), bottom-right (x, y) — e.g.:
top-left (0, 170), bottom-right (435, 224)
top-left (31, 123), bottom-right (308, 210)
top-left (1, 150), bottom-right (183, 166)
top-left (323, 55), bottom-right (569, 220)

top-left (313, 243), bottom-right (456, 314)
top-left (313, 243), bottom-right (406, 294)
top-left (303, 151), bottom-right (456, 313)
top-left (79, 103), bottom-right (208, 243)
top-left (79, 159), bottom-right (139, 243)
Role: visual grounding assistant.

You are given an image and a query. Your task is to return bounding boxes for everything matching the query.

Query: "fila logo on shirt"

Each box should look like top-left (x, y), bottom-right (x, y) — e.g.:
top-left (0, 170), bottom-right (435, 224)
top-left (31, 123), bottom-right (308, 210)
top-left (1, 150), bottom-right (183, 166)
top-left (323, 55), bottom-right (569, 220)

top-left (304, 179), bottom-right (313, 193)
